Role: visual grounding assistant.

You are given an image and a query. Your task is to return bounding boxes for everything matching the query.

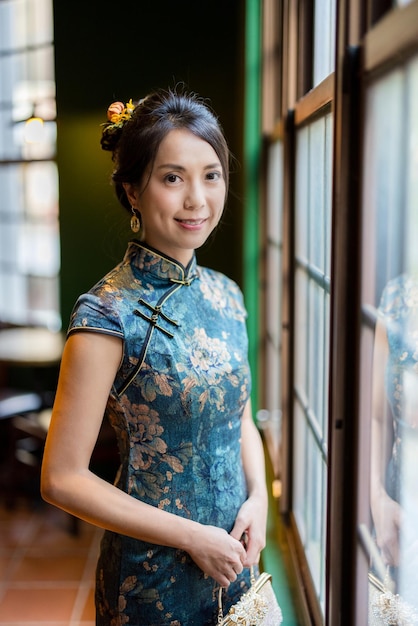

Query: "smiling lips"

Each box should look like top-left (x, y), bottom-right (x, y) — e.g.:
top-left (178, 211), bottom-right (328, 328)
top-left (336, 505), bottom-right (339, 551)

top-left (175, 218), bottom-right (207, 228)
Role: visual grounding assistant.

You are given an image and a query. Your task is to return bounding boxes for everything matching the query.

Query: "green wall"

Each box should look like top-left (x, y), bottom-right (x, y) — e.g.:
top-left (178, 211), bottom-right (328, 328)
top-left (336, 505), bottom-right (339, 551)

top-left (53, 1), bottom-right (245, 326)
top-left (242, 0), bottom-right (261, 409)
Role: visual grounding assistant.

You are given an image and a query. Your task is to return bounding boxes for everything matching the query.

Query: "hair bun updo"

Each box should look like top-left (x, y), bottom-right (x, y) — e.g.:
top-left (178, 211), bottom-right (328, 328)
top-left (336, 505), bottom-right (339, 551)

top-left (100, 99), bottom-right (136, 154)
top-left (100, 124), bottom-right (123, 153)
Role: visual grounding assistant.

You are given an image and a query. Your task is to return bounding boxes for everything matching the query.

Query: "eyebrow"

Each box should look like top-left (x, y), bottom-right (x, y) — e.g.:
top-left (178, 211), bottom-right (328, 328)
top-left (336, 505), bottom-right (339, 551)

top-left (157, 163), bottom-right (222, 171)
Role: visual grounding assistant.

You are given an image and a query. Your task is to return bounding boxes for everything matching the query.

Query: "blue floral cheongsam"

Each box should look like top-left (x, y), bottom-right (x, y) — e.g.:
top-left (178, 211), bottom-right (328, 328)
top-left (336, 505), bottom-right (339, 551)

top-left (377, 277), bottom-right (418, 610)
top-left (378, 273), bottom-right (418, 503)
top-left (68, 241), bottom-right (253, 626)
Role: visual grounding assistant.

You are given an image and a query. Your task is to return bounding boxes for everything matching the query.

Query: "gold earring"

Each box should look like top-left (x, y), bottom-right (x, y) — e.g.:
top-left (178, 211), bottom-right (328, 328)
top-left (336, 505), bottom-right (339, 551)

top-left (130, 207), bottom-right (140, 233)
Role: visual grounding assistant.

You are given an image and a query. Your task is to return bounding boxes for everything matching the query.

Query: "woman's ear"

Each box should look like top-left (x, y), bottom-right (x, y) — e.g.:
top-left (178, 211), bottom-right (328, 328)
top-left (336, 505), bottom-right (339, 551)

top-left (123, 183), bottom-right (138, 207)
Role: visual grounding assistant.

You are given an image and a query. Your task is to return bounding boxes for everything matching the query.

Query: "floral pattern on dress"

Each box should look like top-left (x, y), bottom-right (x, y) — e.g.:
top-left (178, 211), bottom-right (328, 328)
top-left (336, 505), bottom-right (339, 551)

top-left (379, 274), bottom-right (418, 504)
top-left (199, 273), bottom-right (247, 322)
top-left (69, 242), bottom-right (252, 625)
top-left (176, 327), bottom-right (241, 414)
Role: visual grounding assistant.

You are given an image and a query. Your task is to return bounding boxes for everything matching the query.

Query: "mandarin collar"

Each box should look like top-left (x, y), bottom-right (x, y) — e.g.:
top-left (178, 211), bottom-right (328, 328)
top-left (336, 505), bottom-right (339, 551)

top-left (125, 240), bottom-right (199, 285)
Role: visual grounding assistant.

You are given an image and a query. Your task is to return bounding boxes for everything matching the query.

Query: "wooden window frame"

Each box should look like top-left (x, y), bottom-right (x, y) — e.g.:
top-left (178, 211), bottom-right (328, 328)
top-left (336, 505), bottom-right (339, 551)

top-left (261, 1), bottom-right (337, 622)
top-left (262, 0), bottom-right (418, 623)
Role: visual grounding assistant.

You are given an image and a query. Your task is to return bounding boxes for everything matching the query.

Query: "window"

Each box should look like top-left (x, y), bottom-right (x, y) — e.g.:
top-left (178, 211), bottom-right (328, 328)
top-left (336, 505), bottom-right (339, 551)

top-left (313, 0), bottom-right (336, 86)
top-left (260, 0), bottom-right (335, 620)
top-left (260, 0), bottom-right (418, 623)
top-left (258, 139), bottom-right (284, 470)
top-left (293, 114), bottom-right (332, 612)
top-left (359, 45), bottom-right (418, 625)
top-left (0, 0), bottom-right (59, 329)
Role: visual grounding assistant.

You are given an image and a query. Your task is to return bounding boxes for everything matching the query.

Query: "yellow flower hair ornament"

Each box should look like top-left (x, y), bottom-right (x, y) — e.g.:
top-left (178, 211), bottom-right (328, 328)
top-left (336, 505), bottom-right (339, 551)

top-left (105, 99), bottom-right (135, 128)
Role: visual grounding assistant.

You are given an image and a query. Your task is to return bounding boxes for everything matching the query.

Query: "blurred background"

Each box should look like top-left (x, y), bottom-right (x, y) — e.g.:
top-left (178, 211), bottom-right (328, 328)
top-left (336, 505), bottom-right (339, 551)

top-left (0, 0), bottom-right (248, 333)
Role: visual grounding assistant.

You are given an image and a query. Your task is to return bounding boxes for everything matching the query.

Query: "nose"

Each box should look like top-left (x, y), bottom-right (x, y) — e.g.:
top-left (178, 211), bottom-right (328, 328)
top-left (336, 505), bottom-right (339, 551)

top-left (184, 181), bottom-right (205, 210)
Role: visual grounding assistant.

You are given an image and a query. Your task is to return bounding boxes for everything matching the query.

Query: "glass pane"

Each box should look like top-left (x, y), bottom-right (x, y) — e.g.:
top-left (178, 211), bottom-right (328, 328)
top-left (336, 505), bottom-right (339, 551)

top-left (262, 140), bottom-right (284, 448)
top-left (19, 121), bottom-right (57, 160)
top-left (0, 2), bottom-right (14, 53)
top-left (0, 222), bottom-right (20, 264)
top-left (295, 127), bottom-right (309, 260)
top-left (0, 272), bottom-right (26, 322)
top-left (309, 119), bottom-right (325, 270)
top-left (324, 115), bottom-right (333, 276)
top-left (323, 292), bottom-right (330, 439)
top-left (293, 112), bottom-right (333, 616)
top-left (28, 275), bottom-right (61, 329)
top-left (405, 57), bottom-right (418, 274)
top-left (28, 48), bottom-right (55, 82)
top-left (12, 0), bottom-right (28, 49)
top-left (25, 161), bottom-right (58, 218)
top-left (309, 281), bottom-right (325, 418)
top-left (30, 0), bottom-right (54, 45)
top-left (267, 140), bottom-right (283, 246)
top-left (0, 55), bottom-right (14, 103)
top-left (0, 0), bottom-right (59, 327)
top-left (313, 0), bottom-right (337, 86)
top-left (358, 52), bottom-right (418, 624)
top-left (293, 400), bottom-right (327, 614)
top-left (295, 268), bottom-right (308, 390)
top-left (293, 401), bottom-right (308, 542)
top-left (18, 221), bottom-right (60, 276)
top-left (304, 426), bottom-right (325, 592)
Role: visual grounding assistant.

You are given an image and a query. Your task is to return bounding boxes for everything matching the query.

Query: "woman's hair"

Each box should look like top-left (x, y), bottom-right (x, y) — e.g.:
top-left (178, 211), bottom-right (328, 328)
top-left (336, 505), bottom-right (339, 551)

top-left (101, 88), bottom-right (230, 212)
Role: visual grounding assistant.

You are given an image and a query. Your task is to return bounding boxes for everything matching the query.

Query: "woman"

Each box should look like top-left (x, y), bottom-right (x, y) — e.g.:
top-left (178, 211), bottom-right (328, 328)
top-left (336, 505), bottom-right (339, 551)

top-left (41, 88), bottom-right (268, 625)
top-left (370, 274), bottom-right (418, 611)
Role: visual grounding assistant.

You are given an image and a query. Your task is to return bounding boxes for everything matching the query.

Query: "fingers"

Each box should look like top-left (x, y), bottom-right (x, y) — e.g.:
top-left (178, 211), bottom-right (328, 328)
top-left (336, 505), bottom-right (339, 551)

top-left (230, 496), bottom-right (267, 566)
top-left (238, 530), bottom-right (265, 567)
top-left (230, 518), bottom-right (247, 542)
top-left (232, 559), bottom-right (244, 577)
top-left (187, 525), bottom-right (248, 587)
top-left (218, 558), bottom-right (244, 587)
top-left (209, 561), bottom-right (243, 588)
top-left (222, 541), bottom-right (246, 586)
top-left (230, 527), bottom-right (264, 567)
top-left (377, 533), bottom-right (399, 567)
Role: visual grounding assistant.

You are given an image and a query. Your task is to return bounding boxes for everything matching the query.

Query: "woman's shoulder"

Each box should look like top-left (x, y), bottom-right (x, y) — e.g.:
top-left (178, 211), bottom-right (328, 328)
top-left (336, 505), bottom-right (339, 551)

top-left (197, 265), bottom-right (247, 320)
top-left (90, 256), bottom-right (139, 295)
top-left (379, 273), bottom-right (418, 320)
top-left (67, 258), bottom-right (142, 336)
top-left (198, 265), bottom-right (242, 293)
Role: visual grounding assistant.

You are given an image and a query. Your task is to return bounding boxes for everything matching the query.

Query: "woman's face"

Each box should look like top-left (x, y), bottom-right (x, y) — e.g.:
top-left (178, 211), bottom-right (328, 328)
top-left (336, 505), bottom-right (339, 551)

top-left (124, 129), bottom-right (226, 267)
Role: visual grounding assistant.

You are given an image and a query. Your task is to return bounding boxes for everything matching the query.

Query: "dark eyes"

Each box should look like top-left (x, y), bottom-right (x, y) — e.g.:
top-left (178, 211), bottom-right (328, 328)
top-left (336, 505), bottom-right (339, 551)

top-left (164, 171), bottom-right (222, 184)
top-left (165, 174), bottom-right (179, 184)
top-left (206, 171), bottom-right (222, 181)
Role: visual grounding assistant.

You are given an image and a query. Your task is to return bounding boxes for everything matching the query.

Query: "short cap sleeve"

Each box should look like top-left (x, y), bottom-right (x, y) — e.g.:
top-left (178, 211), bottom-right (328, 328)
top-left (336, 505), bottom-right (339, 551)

top-left (378, 275), bottom-right (410, 323)
top-left (68, 292), bottom-right (123, 338)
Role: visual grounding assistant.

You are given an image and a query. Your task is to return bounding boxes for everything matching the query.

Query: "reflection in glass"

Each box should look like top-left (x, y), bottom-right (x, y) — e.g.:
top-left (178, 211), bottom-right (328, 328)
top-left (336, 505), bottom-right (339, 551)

top-left (363, 52), bottom-right (418, 624)
top-left (370, 276), bottom-right (418, 622)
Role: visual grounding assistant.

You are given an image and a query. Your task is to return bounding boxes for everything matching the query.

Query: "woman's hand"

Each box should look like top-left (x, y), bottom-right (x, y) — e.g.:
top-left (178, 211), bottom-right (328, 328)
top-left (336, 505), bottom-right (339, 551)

top-left (185, 524), bottom-right (246, 587)
top-left (229, 495), bottom-right (267, 567)
top-left (372, 489), bottom-right (402, 567)
top-left (234, 399), bottom-right (268, 567)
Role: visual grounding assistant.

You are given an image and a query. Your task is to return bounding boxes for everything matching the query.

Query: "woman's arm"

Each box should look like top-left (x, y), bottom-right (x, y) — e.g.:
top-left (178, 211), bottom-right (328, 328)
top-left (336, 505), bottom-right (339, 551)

top-left (41, 332), bottom-right (245, 586)
top-left (230, 399), bottom-right (268, 566)
top-left (370, 318), bottom-right (401, 566)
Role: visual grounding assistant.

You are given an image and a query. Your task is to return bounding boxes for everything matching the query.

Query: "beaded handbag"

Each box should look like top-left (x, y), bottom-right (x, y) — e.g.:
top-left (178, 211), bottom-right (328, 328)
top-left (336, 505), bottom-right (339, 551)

top-left (217, 567), bottom-right (283, 625)
top-left (368, 570), bottom-right (418, 625)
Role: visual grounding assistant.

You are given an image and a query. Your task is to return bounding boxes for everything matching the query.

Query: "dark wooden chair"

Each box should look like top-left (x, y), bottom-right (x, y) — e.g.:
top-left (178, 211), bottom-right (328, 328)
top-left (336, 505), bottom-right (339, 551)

top-left (0, 388), bottom-right (44, 504)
